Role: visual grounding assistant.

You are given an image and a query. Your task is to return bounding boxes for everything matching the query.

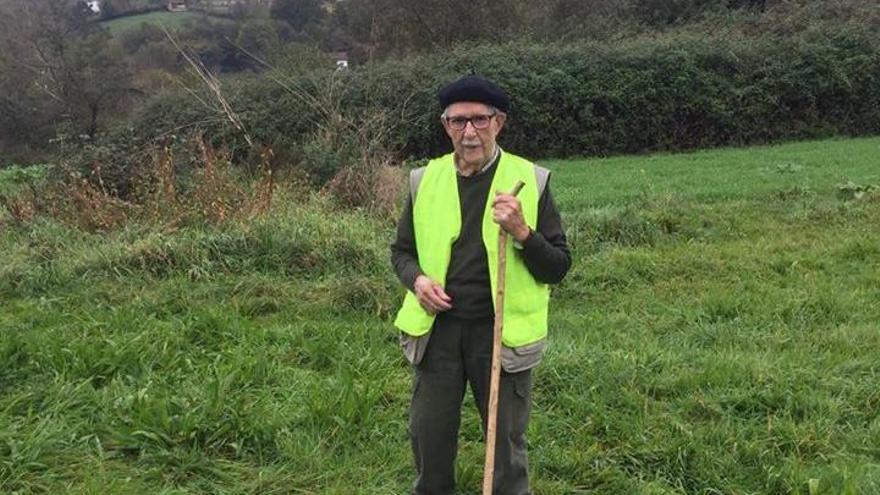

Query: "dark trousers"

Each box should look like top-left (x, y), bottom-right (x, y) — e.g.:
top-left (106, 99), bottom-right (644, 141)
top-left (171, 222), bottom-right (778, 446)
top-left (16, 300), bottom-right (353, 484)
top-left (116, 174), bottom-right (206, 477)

top-left (409, 313), bottom-right (533, 495)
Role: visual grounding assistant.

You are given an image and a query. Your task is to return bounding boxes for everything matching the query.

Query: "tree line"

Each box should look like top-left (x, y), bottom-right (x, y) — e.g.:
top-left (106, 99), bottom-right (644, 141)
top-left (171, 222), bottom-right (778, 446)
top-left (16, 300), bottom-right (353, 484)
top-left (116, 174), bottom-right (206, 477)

top-left (0, 0), bottom-right (877, 163)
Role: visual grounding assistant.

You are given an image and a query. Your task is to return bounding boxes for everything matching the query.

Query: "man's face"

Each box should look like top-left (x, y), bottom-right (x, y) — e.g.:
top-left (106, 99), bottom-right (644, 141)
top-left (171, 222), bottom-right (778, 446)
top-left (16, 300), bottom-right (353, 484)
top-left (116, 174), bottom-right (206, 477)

top-left (442, 102), bottom-right (506, 170)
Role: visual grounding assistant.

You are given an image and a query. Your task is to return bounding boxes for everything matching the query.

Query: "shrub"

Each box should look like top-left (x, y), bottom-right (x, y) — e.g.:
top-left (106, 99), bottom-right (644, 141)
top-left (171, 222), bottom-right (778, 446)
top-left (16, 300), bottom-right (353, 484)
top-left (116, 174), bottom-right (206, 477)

top-left (0, 137), bottom-right (281, 233)
top-left (130, 29), bottom-right (880, 163)
top-left (836, 180), bottom-right (877, 201)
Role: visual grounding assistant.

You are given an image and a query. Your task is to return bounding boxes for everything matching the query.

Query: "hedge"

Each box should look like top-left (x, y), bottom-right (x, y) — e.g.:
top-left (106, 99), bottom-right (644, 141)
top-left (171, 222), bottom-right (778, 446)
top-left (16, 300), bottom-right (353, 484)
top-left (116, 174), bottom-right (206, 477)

top-left (130, 29), bottom-right (880, 162)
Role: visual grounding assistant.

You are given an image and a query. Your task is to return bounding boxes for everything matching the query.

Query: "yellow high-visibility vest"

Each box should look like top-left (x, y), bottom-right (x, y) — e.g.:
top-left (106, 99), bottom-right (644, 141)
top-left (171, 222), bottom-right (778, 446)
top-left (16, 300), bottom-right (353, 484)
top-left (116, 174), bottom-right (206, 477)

top-left (393, 151), bottom-right (550, 347)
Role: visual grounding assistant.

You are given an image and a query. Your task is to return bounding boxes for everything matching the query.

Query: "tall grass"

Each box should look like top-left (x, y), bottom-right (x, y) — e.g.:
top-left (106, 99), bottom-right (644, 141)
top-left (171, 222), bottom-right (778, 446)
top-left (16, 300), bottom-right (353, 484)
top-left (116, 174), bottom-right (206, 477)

top-left (2, 137), bottom-right (879, 493)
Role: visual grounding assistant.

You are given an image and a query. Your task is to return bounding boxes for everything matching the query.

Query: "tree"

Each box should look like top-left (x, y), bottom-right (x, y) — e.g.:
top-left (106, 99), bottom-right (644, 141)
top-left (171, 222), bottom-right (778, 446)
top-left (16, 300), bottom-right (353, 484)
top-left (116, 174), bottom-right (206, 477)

top-left (235, 17), bottom-right (283, 68)
top-left (340, 0), bottom-right (524, 61)
top-left (271, 0), bottom-right (325, 32)
top-left (67, 32), bottom-right (139, 137)
top-left (0, 0), bottom-right (137, 151)
top-left (100, 0), bottom-right (166, 20)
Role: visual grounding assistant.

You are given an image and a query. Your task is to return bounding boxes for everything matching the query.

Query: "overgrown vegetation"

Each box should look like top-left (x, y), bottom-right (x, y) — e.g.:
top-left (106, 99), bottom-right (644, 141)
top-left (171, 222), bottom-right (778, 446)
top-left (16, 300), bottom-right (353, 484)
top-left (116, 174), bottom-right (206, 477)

top-left (0, 135), bottom-right (283, 232)
top-left (129, 30), bottom-right (880, 170)
top-left (2, 137), bottom-right (879, 494)
top-left (2, 0), bottom-right (879, 165)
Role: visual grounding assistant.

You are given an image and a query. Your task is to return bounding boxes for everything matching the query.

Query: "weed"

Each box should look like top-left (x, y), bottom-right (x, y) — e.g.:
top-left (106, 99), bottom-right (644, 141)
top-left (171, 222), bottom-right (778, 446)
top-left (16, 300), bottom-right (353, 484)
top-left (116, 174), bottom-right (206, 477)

top-left (775, 185), bottom-right (813, 200)
top-left (836, 180), bottom-right (877, 201)
top-left (774, 162), bottom-right (804, 174)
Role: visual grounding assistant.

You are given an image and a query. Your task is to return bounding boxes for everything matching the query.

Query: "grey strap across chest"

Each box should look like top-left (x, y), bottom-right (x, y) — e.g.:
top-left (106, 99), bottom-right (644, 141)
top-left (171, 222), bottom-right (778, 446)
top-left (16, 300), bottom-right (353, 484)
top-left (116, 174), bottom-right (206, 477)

top-left (409, 164), bottom-right (550, 203)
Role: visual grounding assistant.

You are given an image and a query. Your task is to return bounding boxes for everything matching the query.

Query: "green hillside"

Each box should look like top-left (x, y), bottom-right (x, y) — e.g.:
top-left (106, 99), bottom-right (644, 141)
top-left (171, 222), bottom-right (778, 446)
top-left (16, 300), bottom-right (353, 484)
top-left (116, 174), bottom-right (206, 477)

top-left (99, 10), bottom-right (214, 35)
top-left (1, 137), bottom-right (879, 493)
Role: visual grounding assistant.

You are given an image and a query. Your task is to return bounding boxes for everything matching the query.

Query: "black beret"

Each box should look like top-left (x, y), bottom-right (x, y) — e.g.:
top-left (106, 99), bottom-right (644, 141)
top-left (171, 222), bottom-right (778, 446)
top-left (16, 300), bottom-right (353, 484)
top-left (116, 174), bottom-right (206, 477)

top-left (438, 75), bottom-right (510, 113)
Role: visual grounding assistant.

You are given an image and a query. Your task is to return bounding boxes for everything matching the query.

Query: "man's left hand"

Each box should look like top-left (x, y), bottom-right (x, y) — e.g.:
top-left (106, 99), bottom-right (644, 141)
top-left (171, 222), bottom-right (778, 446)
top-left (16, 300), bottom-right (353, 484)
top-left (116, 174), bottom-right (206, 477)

top-left (493, 192), bottom-right (531, 243)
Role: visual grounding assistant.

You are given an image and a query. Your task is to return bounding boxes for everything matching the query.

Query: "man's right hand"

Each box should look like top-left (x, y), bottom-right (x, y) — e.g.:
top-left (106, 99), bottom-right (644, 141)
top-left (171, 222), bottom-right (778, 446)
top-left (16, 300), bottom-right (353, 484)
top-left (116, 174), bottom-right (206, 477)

top-left (413, 275), bottom-right (453, 314)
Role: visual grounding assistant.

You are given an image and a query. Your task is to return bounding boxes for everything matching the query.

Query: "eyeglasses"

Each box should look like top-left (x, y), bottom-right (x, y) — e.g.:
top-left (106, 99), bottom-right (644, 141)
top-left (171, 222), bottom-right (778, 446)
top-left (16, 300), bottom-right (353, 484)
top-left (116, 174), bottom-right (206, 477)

top-left (444, 113), bottom-right (496, 131)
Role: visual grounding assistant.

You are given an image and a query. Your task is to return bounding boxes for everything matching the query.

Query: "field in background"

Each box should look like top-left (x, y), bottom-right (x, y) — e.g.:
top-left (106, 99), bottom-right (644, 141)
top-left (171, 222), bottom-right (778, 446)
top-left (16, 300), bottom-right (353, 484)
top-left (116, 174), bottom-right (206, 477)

top-left (1, 137), bottom-right (879, 494)
top-left (100, 11), bottom-right (215, 35)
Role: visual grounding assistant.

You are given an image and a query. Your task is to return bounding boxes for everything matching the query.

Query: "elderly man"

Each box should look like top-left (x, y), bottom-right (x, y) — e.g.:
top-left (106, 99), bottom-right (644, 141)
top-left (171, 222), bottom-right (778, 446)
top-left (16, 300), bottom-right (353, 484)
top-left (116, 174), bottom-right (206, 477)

top-left (391, 75), bottom-right (571, 495)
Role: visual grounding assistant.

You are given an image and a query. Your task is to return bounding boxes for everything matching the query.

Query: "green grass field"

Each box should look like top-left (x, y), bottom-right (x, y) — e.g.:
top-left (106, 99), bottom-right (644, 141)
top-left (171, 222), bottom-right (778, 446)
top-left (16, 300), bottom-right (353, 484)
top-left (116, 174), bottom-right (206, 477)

top-left (2, 137), bottom-right (879, 494)
top-left (99, 11), bottom-right (217, 35)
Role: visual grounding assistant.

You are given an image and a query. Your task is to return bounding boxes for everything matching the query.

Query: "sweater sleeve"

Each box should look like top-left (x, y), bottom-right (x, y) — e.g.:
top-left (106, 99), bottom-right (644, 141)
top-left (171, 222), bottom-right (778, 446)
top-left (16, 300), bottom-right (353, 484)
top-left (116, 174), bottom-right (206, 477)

top-left (518, 180), bottom-right (571, 284)
top-left (390, 195), bottom-right (423, 292)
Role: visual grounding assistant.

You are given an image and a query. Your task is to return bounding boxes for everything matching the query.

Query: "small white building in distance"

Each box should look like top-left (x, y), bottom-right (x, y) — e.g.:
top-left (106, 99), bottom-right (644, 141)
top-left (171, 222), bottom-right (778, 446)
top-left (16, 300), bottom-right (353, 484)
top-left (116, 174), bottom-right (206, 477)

top-left (335, 51), bottom-right (349, 70)
top-left (167, 1), bottom-right (188, 11)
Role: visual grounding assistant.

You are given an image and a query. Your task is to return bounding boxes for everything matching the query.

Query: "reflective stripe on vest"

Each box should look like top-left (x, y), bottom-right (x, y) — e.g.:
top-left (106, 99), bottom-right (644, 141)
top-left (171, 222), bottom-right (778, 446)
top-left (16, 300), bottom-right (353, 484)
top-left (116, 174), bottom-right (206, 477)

top-left (393, 151), bottom-right (550, 347)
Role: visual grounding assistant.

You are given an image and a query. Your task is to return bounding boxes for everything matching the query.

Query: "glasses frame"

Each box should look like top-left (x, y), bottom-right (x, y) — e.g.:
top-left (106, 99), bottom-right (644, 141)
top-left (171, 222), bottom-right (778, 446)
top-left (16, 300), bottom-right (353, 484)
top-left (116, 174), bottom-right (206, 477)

top-left (443, 112), bottom-right (497, 131)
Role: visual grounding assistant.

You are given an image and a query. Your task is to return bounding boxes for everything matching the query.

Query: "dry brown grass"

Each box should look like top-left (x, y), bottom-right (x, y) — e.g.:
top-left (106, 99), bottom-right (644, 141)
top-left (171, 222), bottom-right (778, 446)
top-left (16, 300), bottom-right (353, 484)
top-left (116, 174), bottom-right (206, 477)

top-left (1, 136), bottom-right (284, 232)
top-left (323, 160), bottom-right (406, 222)
top-left (49, 169), bottom-right (133, 231)
top-left (0, 193), bottom-right (37, 226)
top-left (313, 102), bottom-right (409, 221)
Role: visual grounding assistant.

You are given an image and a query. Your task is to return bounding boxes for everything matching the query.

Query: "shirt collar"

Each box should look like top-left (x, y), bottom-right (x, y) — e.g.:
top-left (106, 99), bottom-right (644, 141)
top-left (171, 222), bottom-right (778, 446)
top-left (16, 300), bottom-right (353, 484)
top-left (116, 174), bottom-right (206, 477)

top-left (456, 145), bottom-right (501, 177)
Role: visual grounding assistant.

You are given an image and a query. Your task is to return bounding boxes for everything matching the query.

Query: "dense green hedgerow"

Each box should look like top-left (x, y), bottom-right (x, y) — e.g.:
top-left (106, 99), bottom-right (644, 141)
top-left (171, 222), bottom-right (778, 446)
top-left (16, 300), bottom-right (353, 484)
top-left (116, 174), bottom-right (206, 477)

top-left (129, 29), bottom-right (880, 167)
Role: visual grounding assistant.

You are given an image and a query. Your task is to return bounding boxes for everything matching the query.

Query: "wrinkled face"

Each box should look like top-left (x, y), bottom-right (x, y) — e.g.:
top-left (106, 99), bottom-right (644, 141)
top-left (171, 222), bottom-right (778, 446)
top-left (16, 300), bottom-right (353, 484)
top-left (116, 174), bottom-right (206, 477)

top-left (442, 102), bottom-right (506, 170)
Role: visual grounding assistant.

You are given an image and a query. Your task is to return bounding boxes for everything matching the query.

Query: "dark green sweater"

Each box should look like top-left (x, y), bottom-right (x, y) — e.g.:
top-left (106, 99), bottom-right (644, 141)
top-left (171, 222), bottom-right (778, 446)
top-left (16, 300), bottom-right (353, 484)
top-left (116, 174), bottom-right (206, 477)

top-left (390, 152), bottom-right (571, 319)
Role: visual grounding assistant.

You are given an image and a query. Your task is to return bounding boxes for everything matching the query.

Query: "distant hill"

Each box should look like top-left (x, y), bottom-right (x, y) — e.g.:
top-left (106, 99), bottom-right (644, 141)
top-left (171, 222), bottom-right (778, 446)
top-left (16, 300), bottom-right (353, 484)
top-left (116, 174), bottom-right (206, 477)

top-left (99, 10), bottom-right (213, 34)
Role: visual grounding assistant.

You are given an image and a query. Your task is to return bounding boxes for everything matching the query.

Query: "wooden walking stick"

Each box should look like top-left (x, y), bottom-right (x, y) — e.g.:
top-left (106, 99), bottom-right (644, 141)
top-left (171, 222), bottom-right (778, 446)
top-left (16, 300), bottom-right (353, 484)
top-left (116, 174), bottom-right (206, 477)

top-left (483, 180), bottom-right (525, 495)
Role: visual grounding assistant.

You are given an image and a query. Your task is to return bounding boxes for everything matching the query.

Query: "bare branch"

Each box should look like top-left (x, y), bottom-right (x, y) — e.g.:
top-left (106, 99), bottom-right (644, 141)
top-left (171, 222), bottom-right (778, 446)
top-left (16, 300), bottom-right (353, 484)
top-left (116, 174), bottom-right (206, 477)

top-left (162, 24), bottom-right (254, 148)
